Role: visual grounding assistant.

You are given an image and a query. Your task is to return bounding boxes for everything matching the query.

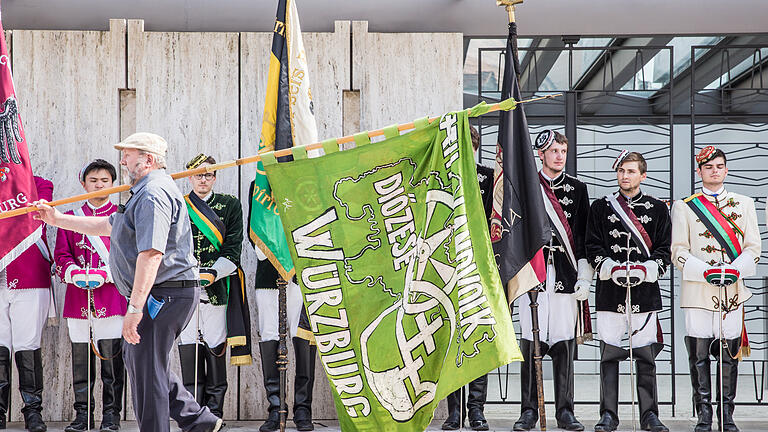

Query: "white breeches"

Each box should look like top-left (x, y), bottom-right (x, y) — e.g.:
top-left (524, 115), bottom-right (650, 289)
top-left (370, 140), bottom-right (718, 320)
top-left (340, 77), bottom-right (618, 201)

top-left (0, 284), bottom-right (50, 352)
top-left (255, 281), bottom-right (303, 343)
top-left (178, 301), bottom-right (228, 347)
top-left (67, 315), bottom-right (124, 343)
top-left (596, 311), bottom-right (658, 348)
top-left (684, 304), bottom-right (743, 340)
top-left (517, 264), bottom-right (577, 344)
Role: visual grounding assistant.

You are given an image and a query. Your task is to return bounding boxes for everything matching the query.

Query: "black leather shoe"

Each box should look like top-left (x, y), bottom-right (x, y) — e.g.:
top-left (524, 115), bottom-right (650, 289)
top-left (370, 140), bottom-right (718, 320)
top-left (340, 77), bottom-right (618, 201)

top-left (719, 418), bottom-right (740, 432)
top-left (259, 410), bottom-right (280, 432)
top-left (64, 413), bottom-right (95, 432)
top-left (23, 411), bottom-right (47, 432)
top-left (513, 409), bottom-right (538, 431)
top-left (594, 411), bottom-right (619, 432)
top-left (557, 410), bottom-right (584, 431)
top-left (640, 412), bottom-right (669, 432)
top-left (441, 412), bottom-right (460, 431)
top-left (694, 404), bottom-right (712, 432)
top-left (468, 408), bottom-right (489, 431)
top-left (99, 412), bottom-right (120, 431)
top-left (294, 410), bottom-right (314, 432)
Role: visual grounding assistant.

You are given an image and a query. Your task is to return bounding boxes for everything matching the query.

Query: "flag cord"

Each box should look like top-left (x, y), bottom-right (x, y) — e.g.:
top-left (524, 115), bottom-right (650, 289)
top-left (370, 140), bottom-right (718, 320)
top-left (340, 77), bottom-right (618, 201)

top-left (3, 93), bottom-right (561, 221)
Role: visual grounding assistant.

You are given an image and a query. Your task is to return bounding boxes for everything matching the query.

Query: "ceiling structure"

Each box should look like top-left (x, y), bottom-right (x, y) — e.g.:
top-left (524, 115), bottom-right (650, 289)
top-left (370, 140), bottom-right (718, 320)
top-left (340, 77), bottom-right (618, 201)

top-left (2, 0), bottom-right (768, 36)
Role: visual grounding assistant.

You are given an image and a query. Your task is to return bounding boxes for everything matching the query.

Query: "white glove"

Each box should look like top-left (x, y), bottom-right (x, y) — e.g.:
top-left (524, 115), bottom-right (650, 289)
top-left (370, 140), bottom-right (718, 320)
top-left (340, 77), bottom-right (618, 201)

top-left (63, 265), bottom-right (82, 284)
top-left (104, 265), bottom-right (113, 283)
top-left (730, 252), bottom-right (756, 279)
top-left (573, 280), bottom-right (590, 301)
top-left (642, 260), bottom-right (659, 283)
top-left (211, 257), bottom-right (237, 282)
top-left (577, 258), bottom-right (595, 281)
top-left (598, 258), bottom-right (619, 281)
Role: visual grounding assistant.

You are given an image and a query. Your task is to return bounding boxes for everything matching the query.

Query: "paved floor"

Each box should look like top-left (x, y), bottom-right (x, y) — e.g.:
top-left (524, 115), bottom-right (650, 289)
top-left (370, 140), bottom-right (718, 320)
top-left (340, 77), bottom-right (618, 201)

top-left (3, 419), bottom-right (768, 431)
top-left (5, 375), bottom-right (768, 431)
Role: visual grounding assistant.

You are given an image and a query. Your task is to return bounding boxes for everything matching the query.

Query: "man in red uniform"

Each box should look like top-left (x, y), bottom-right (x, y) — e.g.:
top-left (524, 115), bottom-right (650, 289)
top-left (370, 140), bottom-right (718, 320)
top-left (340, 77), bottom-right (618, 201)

top-left (55, 160), bottom-right (126, 431)
top-left (0, 176), bottom-right (53, 432)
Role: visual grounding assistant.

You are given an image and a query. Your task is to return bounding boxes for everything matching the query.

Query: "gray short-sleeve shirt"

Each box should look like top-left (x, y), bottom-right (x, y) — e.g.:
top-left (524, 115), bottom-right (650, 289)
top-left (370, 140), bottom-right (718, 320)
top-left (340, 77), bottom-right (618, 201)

top-left (109, 169), bottom-right (198, 296)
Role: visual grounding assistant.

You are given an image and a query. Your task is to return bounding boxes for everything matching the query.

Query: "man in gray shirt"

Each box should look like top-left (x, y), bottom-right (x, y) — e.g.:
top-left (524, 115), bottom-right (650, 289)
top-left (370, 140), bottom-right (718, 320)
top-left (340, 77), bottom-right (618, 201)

top-left (33, 132), bottom-right (222, 432)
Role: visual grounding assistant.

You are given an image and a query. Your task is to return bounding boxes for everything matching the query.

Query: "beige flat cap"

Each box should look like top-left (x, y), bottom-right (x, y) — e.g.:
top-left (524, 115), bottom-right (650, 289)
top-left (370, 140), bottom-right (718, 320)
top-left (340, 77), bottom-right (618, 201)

top-left (114, 132), bottom-right (168, 157)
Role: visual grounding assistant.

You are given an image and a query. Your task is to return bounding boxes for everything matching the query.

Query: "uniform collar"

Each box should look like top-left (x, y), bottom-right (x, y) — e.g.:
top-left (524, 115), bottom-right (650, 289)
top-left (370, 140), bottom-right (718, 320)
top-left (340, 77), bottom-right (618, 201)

top-left (86, 200), bottom-right (113, 211)
top-left (702, 185), bottom-right (726, 197)
top-left (192, 191), bottom-right (213, 202)
top-left (619, 189), bottom-right (644, 204)
top-left (540, 170), bottom-right (565, 185)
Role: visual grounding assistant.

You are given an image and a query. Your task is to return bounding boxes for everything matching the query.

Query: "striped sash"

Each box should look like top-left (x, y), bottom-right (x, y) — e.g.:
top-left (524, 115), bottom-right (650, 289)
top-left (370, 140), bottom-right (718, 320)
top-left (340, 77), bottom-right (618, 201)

top-left (185, 193), bottom-right (226, 251)
top-left (684, 193), bottom-right (742, 261)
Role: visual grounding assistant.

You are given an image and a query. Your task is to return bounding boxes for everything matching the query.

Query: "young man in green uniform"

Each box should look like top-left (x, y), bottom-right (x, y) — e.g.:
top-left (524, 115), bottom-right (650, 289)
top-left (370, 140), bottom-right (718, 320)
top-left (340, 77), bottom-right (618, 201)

top-left (178, 154), bottom-right (252, 420)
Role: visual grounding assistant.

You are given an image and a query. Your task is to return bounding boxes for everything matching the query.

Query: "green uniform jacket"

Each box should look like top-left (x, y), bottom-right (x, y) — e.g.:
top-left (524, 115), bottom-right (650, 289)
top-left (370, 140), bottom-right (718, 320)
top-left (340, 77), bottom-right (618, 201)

top-left (190, 192), bottom-right (243, 305)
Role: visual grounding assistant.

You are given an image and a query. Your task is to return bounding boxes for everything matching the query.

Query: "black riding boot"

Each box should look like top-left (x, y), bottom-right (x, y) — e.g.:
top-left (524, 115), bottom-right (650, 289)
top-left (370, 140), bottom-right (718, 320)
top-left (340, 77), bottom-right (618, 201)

top-left (442, 387), bottom-right (463, 430)
top-left (714, 338), bottom-right (741, 432)
top-left (686, 336), bottom-right (713, 432)
top-left (467, 374), bottom-right (488, 431)
top-left (16, 349), bottom-right (46, 432)
top-left (178, 343), bottom-right (206, 406)
top-left (635, 343), bottom-right (667, 432)
top-left (513, 339), bottom-right (549, 431)
top-left (594, 342), bottom-right (628, 432)
top-left (549, 339), bottom-right (583, 431)
top-left (203, 343), bottom-right (228, 419)
top-left (293, 337), bottom-right (316, 431)
top-left (259, 341), bottom-right (281, 432)
top-left (0, 346), bottom-right (10, 430)
top-left (98, 338), bottom-right (123, 431)
top-left (65, 343), bottom-right (95, 432)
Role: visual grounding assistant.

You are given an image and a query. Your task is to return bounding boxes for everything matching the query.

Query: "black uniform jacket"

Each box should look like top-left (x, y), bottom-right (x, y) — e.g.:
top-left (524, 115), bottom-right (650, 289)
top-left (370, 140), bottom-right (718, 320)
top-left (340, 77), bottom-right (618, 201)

top-left (586, 191), bottom-right (671, 313)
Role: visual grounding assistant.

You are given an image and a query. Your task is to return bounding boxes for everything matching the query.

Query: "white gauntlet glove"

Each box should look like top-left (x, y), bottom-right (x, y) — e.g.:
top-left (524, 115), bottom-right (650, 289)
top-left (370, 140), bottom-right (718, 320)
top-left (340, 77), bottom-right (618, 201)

top-left (641, 260), bottom-right (659, 283)
top-left (573, 280), bottom-right (590, 301)
top-left (598, 258), bottom-right (619, 281)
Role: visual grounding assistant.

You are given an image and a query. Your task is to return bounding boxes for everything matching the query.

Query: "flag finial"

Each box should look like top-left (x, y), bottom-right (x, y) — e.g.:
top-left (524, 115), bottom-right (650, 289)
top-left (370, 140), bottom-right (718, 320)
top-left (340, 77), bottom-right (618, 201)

top-left (497, 0), bottom-right (524, 23)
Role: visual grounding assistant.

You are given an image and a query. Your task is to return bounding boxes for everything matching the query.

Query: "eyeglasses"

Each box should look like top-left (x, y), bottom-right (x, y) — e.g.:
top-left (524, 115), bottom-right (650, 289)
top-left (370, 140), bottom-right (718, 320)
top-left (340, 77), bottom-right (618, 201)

top-left (193, 173), bottom-right (216, 180)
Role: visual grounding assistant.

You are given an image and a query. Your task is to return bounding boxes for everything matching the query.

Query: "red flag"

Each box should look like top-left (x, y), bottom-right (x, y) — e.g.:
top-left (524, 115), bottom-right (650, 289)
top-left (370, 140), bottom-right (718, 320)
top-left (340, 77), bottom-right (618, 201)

top-left (0, 9), bottom-right (42, 272)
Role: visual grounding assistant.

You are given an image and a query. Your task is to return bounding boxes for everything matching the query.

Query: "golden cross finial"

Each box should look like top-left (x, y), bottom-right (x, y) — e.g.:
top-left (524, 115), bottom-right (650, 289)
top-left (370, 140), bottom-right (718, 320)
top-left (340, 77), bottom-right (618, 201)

top-left (496, 0), bottom-right (524, 23)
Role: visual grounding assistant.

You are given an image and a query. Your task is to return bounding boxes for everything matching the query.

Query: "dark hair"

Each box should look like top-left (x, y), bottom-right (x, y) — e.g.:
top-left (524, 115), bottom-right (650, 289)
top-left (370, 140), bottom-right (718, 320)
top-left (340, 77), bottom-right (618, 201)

top-left (82, 159), bottom-right (117, 182)
top-left (699, 149), bottom-right (727, 168)
top-left (203, 156), bottom-right (217, 176)
top-left (469, 125), bottom-right (481, 151)
top-left (619, 152), bottom-right (647, 174)
top-left (552, 131), bottom-right (568, 146)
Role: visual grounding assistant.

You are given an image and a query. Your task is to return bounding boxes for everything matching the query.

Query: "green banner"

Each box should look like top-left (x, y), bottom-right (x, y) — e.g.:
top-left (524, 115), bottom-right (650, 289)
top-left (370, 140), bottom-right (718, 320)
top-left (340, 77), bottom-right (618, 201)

top-left (264, 110), bottom-right (522, 431)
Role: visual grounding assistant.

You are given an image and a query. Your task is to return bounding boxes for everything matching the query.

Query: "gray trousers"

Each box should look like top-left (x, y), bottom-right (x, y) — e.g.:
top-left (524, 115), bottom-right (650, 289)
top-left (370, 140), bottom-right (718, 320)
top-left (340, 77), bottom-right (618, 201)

top-left (123, 286), bottom-right (219, 432)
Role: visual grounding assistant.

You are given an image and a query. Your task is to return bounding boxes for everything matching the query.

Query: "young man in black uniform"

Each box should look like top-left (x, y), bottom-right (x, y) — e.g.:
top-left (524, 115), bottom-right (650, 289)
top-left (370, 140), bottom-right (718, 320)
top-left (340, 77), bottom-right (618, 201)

top-left (585, 151), bottom-right (671, 432)
top-left (513, 130), bottom-right (592, 432)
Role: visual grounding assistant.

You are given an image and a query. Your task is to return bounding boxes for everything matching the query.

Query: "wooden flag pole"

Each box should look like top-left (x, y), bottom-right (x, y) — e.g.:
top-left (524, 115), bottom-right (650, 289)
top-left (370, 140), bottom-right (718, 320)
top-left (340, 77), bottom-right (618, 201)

top-left (496, 1), bottom-right (548, 431)
top-left (0, 93), bottom-right (560, 221)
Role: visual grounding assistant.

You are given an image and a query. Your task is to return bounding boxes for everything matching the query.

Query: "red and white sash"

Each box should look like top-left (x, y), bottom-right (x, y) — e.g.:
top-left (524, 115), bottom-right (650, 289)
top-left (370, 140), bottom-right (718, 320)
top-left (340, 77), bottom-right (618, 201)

top-left (606, 192), bottom-right (652, 258)
top-left (539, 173), bottom-right (577, 269)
